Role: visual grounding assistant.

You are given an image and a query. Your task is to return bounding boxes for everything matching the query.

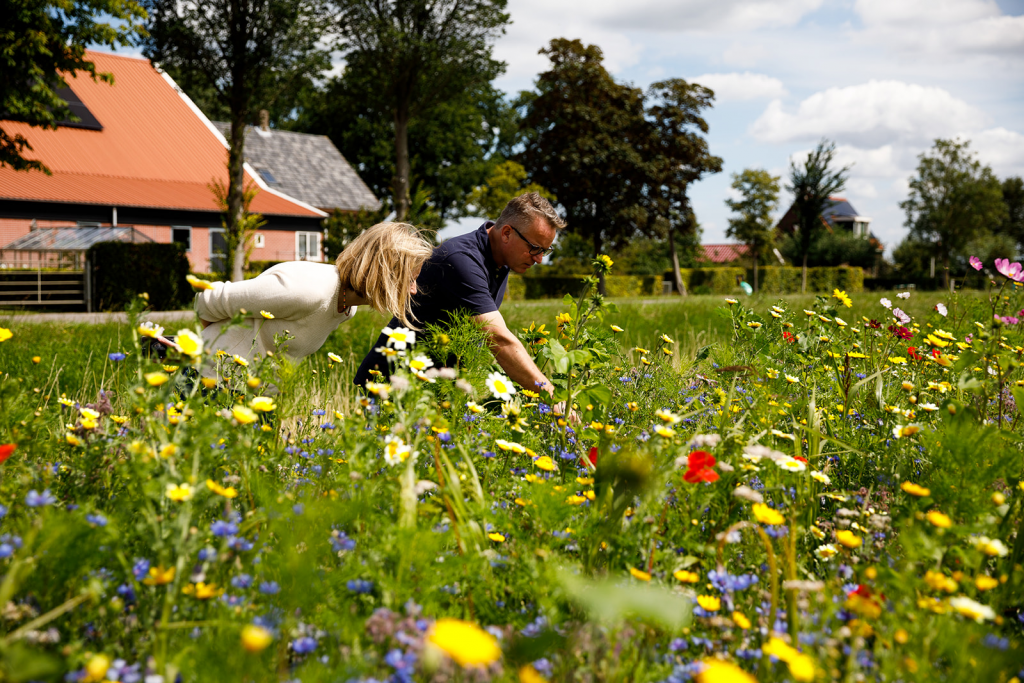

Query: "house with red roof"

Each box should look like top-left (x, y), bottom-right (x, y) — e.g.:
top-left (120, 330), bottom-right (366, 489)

top-left (696, 243), bottom-right (750, 265)
top-left (0, 51), bottom-right (375, 273)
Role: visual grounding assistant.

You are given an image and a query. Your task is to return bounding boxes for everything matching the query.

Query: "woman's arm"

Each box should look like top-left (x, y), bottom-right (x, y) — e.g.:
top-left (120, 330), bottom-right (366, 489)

top-left (195, 268), bottom-right (321, 324)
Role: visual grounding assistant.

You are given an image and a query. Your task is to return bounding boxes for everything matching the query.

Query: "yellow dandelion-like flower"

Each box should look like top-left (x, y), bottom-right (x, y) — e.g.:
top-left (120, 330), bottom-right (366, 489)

top-left (696, 595), bottom-right (721, 612)
top-left (241, 624), bottom-right (273, 653)
top-left (427, 618), bottom-right (502, 667)
top-left (836, 530), bottom-right (861, 548)
top-left (900, 481), bottom-right (930, 497)
top-left (629, 567), bottom-right (652, 581)
top-left (752, 503), bottom-right (785, 525)
top-left (145, 372), bottom-right (169, 387)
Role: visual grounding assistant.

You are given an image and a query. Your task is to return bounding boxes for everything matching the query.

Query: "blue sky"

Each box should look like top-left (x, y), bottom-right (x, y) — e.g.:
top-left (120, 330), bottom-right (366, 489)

top-left (446, 0), bottom-right (1024, 251)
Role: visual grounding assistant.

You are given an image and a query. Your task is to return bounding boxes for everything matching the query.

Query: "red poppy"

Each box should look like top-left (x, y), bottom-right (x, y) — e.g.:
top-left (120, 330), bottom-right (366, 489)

top-left (0, 443), bottom-right (14, 464)
top-left (782, 331), bottom-right (795, 343)
top-left (931, 348), bottom-right (941, 358)
top-left (907, 347), bottom-right (923, 361)
top-left (587, 446), bottom-right (598, 466)
top-left (794, 456), bottom-right (808, 463)
top-left (683, 450), bottom-right (719, 483)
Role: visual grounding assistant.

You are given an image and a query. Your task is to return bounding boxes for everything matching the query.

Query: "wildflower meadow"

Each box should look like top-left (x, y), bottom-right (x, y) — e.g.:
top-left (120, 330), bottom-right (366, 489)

top-left (0, 257), bottom-right (1022, 683)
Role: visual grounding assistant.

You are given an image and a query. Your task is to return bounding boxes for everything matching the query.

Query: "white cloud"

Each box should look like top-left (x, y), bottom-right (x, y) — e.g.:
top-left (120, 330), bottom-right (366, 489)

top-left (853, 0), bottom-right (1024, 60)
top-left (750, 80), bottom-right (988, 147)
top-left (690, 72), bottom-right (787, 102)
top-left (972, 127), bottom-right (1024, 177)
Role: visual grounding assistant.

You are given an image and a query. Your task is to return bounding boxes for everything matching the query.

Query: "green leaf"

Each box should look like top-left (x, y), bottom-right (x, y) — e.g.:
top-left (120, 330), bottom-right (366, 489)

top-left (542, 338), bottom-right (570, 374)
top-left (694, 345), bottom-right (712, 362)
top-left (555, 567), bottom-right (692, 630)
top-left (1012, 387), bottom-right (1024, 418)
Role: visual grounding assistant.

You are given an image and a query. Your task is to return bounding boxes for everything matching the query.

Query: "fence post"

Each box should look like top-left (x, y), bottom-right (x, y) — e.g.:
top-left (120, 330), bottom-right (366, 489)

top-left (85, 257), bottom-right (92, 313)
top-left (37, 266), bottom-right (42, 303)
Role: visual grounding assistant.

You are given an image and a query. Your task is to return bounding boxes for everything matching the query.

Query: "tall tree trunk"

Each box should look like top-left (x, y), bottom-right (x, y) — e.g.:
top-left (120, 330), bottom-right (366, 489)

top-left (801, 252), bottom-right (808, 294)
top-left (394, 107), bottom-right (411, 221)
top-left (753, 250), bottom-right (759, 294)
top-left (943, 255), bottom-right (950, 290)
top-left (227, 115), bottom-right (247, 282)
top-left (668, 226), bottom-right (686, 296)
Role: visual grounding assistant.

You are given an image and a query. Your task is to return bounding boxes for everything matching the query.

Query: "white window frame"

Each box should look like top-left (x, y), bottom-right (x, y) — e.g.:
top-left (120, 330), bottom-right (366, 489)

top-left (171, 225), bottom-right (192, 252)
top-left (253, 233), bottom-right (265, 249)
top-left (209, 228), bottom-right (227, 272)
top-left (295, 231), bottom-right (322, 262)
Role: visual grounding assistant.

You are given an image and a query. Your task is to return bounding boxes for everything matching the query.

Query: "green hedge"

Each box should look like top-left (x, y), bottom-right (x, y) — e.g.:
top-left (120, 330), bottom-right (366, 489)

top-left (87, 242), bottom-right (191, 311)
top-left (506, 266), bottom-right (865, 300)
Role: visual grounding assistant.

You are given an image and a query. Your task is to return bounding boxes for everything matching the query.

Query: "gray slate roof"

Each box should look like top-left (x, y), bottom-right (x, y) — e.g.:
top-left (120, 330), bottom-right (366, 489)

top-left (2, 227), bottom-right (154, 251)
top-left (212, 122), bottom-right (380, 212)
top-left (822, 198), bottom-right (861, 223)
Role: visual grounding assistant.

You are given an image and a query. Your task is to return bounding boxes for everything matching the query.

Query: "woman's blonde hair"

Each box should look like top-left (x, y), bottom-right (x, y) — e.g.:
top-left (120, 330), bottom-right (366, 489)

top-left (335, 222), bottom-right (434, 328)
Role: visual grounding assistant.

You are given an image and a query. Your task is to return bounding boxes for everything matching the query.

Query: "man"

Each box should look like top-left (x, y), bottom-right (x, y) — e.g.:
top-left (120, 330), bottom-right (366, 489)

top-left (353, 192), bottom-right (565, 399)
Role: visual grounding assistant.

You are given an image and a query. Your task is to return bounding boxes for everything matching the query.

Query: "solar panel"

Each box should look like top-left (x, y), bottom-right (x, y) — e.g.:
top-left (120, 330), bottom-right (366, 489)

top-left (54, 87), bottom-right (103, 131)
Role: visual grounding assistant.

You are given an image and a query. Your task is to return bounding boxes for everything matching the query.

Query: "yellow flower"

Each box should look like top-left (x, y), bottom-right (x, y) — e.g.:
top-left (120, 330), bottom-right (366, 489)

top-left (206, 479), bottom-right (238, 498)
top-left (696, 659), bottom-right (756, 683)
top-left (752, 503), bottom-right (785, 526)
top-left (627, 401), bottom-right (639, 411)
top-left (925, 510), bottom-right (952, 528)
top-left (143, 565), bottom-right (176, 585)
top-left (427, 618), bottom-right (502, 667)
top-left (159, 444), bottom-right (178, 459)
top-left (975, 575), bottom-right (1000, 591)
top-left (725, 298), bottom-right (738, 305)
top-left (183, 582), bottom-right (220, 599)
top-left (674, 569), bottom-right (699, 583)
top-left (84, 654), bottom-right (111, 683)
top-left (138, 323), bottom-right (164, 338)
top-left (565, 495), bottom-right (587, 505)
top-left (145, 372), bottom-right (170, 387)
top-left (488, 532), bottom-right (506, 543)
top-left (32, 355), bottom-right (41, 363)
top-left (241, 624), bottom-right (273, 653)
top-left (901, 481), bottom-right (930, 497)
top-left (611, 325), bottom-right (625, 333)
top-left (110, 415), bottom-right (128, 424)
top-left (746, 321), bottom-right (762, 329)
top-left (232, 405), bottom-right (259, 424)
top-left (629, 567), bottom-right (651, 581)
top-left (232, 354), bottom-right (249, 367)
top-left (696, 595), bottom-right (721, 612)
top-left (654, 425), bottom-right (676, 438)
top-left (732, 611), bottom-right (751, 629)
top-left (836, 530), bottom-right (861, 548)
top-left (260, 310), bottom-right (274, 319)
top-left (186, 274), bottom-right (216, 291)
top-left (165, 482), bottom-right (193, 502)
top-left (660, 334), bottom-right (674, 344)
top-left (833, 288), bottom-right (852, 307)
top-left (200, 377), bottom-right (218, 389)
top-left (250, 396), bottom-right (276, 412)
top-left (594, 254), bottom-right (614, 271)
top-left (495, 439), bottom-right (527, 454)
top-left (533, 456), bottom-right (557, 472)
top-left (0, 328), bottom-right (12, 343)
top-left (888, 356), bottom-right (908, 365)
top-left (785, 374), bottom-right (799, 384)
top-left (176, 328), bottom-right (204, 358)
top-left (949, 596), bottom-right (996, 622)
top-left (519, 665), bottom-right (547, 683)
top-left (763, 637), bottom-right (815, 681)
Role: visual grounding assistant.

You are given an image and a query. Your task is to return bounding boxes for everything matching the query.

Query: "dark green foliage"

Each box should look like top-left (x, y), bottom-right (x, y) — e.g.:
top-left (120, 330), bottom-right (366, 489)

top-left (0, 0), bottom-right (146, 173)
top-left (779, 230), bottom-right (879, 269)
top-left (329, 0), bottom-right (510, 221)
top-left (997, 176), bottom-right (1024, 250)
top-left (322, 207), bottom-right (390, 262)
top-left (87, 242), bottom-right (191, 311)
top-left (787, 139), bottom-right (850, 290)
top-left (901, 138), bottom-right (1008, 286)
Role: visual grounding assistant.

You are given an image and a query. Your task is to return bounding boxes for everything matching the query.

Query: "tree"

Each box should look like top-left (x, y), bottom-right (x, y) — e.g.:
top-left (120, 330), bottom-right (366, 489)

top-left (0, 0), bottom-right (146, 173)
top-left (998, 176), bottom-right (1024, 250)
top-left (788, 140), bottom-right (850, 293)
top-left (335, 0), bottom-right (510, 221)
top-left (725, 169), bottom-right (780, 293)
top-left (143, 0), bottom-right (331, 281)
top-left (901, 138), bottom-right (1007, 288)
top-left (467, 160), bottom-right (555, 220)
top-left (644, 79), bottom-right (722, 296)
top-left (519, 39), bottom-right (658, 291)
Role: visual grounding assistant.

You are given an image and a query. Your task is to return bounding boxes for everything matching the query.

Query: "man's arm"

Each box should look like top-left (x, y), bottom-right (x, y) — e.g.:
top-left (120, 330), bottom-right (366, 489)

top-left (476, 310), bottom-right (553, 396)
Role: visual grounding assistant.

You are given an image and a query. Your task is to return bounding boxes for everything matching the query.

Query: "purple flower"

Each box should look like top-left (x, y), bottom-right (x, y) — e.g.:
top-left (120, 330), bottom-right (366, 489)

top-left (258, 581), bottom-right (280, 594)
top-left (969, 256), bottom-right (983, 271)
top-left (231, 574), bottom-right (253, 589)
top-left (995, 258), bottom-right (1024, 282)
top-left (291, 637), bottom-right (317, 654)
top-left (995, 315), bottom-right (1020, 326)
top-left (210, 520), bottom-right (238, 537)
top-left (25, 489), bottom-right (56, 507)
top-left (108, 352), bottom-right (126, 362)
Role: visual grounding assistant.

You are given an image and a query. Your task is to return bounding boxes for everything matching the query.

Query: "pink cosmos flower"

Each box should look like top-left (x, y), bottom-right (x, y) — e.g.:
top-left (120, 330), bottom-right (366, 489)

top-left (994, 258), bottom-right (1024, 282)
top-left (969, 256), bottom-right (983, 271)
top-left (893, 307), bottom-right (911, 325)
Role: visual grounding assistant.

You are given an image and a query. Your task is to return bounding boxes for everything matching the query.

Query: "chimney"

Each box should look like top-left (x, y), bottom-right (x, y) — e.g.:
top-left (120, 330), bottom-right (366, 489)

top-left (259, 109), bottom-right (270, 132)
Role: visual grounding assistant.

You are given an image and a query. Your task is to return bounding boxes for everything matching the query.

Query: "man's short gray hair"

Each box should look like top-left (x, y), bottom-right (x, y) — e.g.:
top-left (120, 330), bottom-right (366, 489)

top-left (495, 192), bottom-right (566, 231)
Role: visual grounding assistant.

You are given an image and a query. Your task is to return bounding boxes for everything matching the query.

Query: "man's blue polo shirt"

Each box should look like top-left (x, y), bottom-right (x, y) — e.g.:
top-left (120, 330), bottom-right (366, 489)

top-left (353, 222), bottom-right (509, 386)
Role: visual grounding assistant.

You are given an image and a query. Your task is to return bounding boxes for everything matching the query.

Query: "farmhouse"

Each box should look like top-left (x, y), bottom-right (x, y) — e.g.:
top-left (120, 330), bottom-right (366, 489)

top-left (0, 50), bottom-right (377, 273)
top-left (776, 196), bottom-right (874, 238)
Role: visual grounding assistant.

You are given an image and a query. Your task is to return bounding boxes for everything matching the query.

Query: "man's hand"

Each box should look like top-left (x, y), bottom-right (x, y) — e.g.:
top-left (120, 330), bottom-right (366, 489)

top-left (476, 310), bottom-right (557, 397)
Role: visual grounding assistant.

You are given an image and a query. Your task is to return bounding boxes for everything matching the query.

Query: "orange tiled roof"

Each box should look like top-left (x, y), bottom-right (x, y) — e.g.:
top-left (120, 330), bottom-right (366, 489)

top-left (0, 51), bottom-right (321, 218)
top-left (698, 243), bottom-right (750, 264)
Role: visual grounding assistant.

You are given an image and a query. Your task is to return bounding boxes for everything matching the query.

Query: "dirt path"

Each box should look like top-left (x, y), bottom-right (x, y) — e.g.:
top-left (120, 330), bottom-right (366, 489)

top-left (0, 310), bottom-right (195, 325)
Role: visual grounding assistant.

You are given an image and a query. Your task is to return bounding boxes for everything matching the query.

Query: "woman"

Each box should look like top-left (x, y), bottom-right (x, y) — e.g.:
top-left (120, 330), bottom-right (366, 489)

top-left (195, 222), bottom-right (433, 365)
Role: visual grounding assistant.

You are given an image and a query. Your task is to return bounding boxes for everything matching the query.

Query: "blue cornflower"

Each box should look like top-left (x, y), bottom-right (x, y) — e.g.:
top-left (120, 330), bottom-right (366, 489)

top-left (116, 583), bottom-right (136, 603)
top-left (25, 489), bottom-right (56, 507)
top-left (108, 352), bottom-right (127, 362)
top-left (291, 637), bottom-right (317, 654)
top-left (259, 581), bottom-right (280, 594)
top-left (347, 579), bottom-right (373, 594)
top-left (132, 558), bottom-right (150, 581)
top-left (228, 536), bottom-right (254, 552)
top-left (231, 574), bottom-right (253, 589)
top-left (292, 504), bottom-right (304, 515)
top-left (86, 513), bottom-right (108, 527)
top-left (198, 547), bottom-right (217, 562)
top-left (330, 531), bottom-right (356, 552)
top-left (211, 520), bottom-right (238, 537)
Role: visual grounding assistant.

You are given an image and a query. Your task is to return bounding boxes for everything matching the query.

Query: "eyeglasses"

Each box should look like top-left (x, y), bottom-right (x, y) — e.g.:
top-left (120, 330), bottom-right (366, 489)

top-left (510, 225), bottom-right (555, 256)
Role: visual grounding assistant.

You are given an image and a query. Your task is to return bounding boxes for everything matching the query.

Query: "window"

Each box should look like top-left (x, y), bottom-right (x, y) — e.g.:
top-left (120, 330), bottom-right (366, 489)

top-left (257, 168), bottom-right (277, 184)
top-left (172, 226), bottom-right (191, 251)
top-left (296, 231), bottom-right (321, 261)
top-left (210, 229), bottom-right (227, 273)
top-left (254, 233), bottom-right (265, 248)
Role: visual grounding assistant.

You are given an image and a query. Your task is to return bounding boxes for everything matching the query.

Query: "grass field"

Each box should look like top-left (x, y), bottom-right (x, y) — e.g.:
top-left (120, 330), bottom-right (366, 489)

top-left (0, 289), bottom-right (963, 400)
